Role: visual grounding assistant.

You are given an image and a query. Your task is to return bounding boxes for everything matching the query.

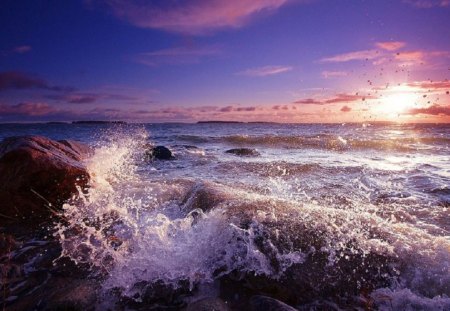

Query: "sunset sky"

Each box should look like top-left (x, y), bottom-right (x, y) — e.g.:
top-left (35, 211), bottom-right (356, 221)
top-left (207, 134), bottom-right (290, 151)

top-left (1, 0), bottom-right (449, 123)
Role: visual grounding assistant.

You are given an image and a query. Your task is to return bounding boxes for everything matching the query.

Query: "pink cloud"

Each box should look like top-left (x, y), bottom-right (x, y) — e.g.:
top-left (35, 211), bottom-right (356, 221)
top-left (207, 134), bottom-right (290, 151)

top-left (375, 41), bottom-right (406, 51)
top-left (394, 50), bottom-right (425, 65)
top-left (321, 71), bottom-right (348, 78)
top-left (237, 65), bottom-right (293, 77)
top-left (340, 105), bottom-right (351, 112)
top-left (319, 50), bottom-right (380, 63)
top-left (407, 105), bottom-right (450, 115)
top-left (100, 0), bottom-right (291, 35)
top-left (407, 80), bottom-right (450, 90)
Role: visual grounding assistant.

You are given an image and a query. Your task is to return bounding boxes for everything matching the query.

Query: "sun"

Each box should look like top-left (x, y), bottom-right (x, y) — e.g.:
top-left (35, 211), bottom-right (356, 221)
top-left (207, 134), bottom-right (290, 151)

top-left (373, 86), bottom-right (420, 118)
top-left (381, 92), bottom-right (418, 113)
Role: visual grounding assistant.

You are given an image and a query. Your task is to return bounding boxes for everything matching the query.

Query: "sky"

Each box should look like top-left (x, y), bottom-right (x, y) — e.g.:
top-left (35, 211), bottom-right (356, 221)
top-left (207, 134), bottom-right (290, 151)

top-left (0, 0), bottom-right (449, 123)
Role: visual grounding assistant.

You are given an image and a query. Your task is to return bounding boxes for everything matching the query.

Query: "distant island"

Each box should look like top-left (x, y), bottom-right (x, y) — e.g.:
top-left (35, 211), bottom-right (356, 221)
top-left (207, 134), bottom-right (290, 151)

top-left (197, 121), bottom-right (279, 124)
top-left (197, 121), bottom-right (244, 124)
top-left (72, 121), bottom-right (127, 124)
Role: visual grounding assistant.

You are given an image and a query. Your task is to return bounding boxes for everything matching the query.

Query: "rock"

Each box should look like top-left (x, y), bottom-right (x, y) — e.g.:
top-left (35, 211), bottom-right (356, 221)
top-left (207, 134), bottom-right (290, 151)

top-left (186, 297), bottom-right (230, 311)
top-left (0, 136), bottom-right (91, 223)
top-left (225, 148), bottom-right (260, 157)
top-left (181, 182), bottom-right (230, 212)
top-left (250, 295), bottom-right (297, 311)
top-left (147, 145), bottom-right (174, 160)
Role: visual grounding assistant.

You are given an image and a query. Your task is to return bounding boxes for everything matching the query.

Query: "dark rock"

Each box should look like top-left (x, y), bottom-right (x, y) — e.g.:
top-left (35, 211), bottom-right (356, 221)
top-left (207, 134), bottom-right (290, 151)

top-left (250, 295), bottom-right (297, 311)
top-left (186, 297), bottom-right (230, 311)
top-left (0, 136), bottom-right (91, 223)
top-left (147, 145), bottom-right (174, 160)
top-left (225, 148), bottom-right (260, 157)
top-left (181, 182), bottom-right (230, 212)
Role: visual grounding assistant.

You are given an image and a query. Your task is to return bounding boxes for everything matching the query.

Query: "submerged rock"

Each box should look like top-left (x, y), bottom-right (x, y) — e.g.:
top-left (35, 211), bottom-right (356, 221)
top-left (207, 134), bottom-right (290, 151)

top-left (225, 148), bottom-right (260, 157)
top-left (147, 145), bottom-right (174, 160)
top-left (250, 295), bottom-right (297, 311)
top-left (181, 182), bottom-right (230, 212)
top-left (0, 136), bottom-right (91, 223)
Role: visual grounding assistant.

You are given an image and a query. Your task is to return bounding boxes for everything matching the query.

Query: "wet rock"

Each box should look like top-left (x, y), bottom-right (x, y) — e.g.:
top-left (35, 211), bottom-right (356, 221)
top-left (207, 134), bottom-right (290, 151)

top-left (181, 182), bottom-right (231, 213)
top-left (250, 295), bottom-right (297, 311)
top-left (0, 136), bottom-right (91, 223)
top-left (147, 145), bottom-right (174, 160)
top-left (225, 148), bottom-right (260, 157)
top-left (186, 297), bottom-right (230, 311)
top-left (117, 280), bottom-right (189, 310)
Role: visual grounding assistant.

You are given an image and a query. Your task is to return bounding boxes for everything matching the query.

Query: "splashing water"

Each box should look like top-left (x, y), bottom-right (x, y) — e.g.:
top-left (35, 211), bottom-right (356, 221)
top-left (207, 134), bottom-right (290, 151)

top-left (50, 125), bottom-right (450, 309)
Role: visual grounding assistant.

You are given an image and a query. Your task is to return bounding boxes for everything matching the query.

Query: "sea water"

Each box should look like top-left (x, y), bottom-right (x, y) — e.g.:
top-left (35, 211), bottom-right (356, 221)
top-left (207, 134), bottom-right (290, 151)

top-left (0, 122), bottom-right (449, 309)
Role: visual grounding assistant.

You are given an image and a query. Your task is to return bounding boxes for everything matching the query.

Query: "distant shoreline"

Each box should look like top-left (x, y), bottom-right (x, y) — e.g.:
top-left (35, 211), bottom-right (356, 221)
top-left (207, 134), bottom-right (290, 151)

top-left (0, 121), bottom-right (448, 125)
top-left (71, 121), bottom-right (127, 124)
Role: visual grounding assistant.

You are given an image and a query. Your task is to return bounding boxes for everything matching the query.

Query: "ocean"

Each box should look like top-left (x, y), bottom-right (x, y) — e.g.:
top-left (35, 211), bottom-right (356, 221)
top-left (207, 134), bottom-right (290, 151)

top-left (1, 122), bottom-right (449, 310)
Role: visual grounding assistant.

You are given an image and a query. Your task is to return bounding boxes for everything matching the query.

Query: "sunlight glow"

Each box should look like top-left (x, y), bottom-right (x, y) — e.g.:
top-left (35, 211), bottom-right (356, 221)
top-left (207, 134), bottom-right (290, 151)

top-left (375, 86), bottom-right (420, 118)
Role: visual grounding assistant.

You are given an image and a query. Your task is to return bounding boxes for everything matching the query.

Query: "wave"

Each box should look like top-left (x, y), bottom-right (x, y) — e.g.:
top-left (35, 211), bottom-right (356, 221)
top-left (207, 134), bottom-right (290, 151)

top-left (54, 129), bottom-right (450, 309)
top-left (175, 134), bottom-right (450, 152)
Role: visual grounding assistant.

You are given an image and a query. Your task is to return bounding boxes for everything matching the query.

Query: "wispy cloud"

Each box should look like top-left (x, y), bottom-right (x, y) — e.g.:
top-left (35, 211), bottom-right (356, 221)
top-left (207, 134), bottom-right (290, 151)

top-left (407, 80), bottom-right (450, 90)
top-left (98, 0), bottom-right (291, 35)
top-left (1, 45), bottom-right (32, 56)
top-left (47, 92), bottom-right (140, 104)
top-left (294, 93), bottom-right (374, 105)
top-left (13, 45), bottom-right (32, 54)
top-left (237, 65), bottom-right (292, 77)
top-left (403, 0), bottom-right (450, 8)
top-left (375, 41), bottom-right (406, 51)
top-left (319, 41), bottom-right (449, 68)
top-left (219, 105), bottom-right (258, 112)
top-left (0, 102), bottom-right (56, 117)
top-left (319, 50), bottom-right (380, 63)
top-left (0, 71), bottom-right (73, 92)
top-left (272, 104), bottom-right (290, 110)
top-left (394, 50), bottom-right (425, 65)
top-left (135, 45), bottom-right (221, 66)
top-left (321, 71), bottom-right (348, 79)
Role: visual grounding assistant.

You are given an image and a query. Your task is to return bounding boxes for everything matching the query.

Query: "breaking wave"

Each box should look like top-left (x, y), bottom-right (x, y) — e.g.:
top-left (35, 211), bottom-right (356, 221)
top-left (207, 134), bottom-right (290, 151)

top-left (54, 128), bottom-right (450, 309)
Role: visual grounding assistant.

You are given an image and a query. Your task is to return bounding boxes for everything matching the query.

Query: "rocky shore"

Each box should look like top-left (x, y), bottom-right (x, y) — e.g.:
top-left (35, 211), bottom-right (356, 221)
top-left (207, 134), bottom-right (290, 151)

top-left (0, 135), bottom-right (398, 310)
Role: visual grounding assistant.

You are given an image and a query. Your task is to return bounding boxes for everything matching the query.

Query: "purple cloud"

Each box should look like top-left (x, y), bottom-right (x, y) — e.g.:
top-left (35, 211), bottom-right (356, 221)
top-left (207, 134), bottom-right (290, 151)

top-left (0, 71), bottom-right (73, 92)
top-left (294, 93), bottom-right (374, 105)
top-left (46, 92), bottom-right (140, 104)
top-left (135, 45), bottom-right (221, 66)
top-left (0, 102), bottom-right (56, 117)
